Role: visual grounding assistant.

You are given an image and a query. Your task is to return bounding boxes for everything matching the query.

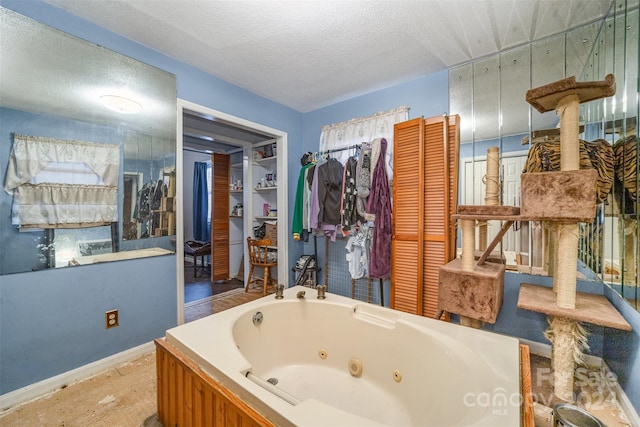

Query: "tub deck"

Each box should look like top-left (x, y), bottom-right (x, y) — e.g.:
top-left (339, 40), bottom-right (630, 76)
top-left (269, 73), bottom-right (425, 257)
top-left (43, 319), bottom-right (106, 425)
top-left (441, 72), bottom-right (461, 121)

top-left (159, 286), bottom-right (533, 426)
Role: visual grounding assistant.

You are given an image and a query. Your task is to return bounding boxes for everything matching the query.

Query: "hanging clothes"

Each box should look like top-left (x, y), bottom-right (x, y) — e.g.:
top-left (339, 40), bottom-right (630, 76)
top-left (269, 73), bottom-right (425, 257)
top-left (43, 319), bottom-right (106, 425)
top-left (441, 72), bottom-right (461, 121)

top-left (292, 162), bottom-right (314, 241)
top-left (309, 161), bottom-right (339, 241)
top-left (317, 157), bottom-right (343, 226)
top-left (134, 183), bottom-right (151, 221)
top-left (341, 156), bottom-right (359, 233)
top-left (367, 138), bottom-right (392, 279)
top-left (345, 225), bottom-right (372, 279)
top-left (355, 146), bottom-right (372, 219)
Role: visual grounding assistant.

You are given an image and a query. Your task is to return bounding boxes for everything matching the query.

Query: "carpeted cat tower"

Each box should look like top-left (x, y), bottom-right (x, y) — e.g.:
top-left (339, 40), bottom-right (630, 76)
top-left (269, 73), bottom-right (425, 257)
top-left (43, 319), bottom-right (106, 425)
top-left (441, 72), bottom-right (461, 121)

top-left (519, 74), bottom-right (631, 401)
top-left (439, 74), bottom-right (631, 403)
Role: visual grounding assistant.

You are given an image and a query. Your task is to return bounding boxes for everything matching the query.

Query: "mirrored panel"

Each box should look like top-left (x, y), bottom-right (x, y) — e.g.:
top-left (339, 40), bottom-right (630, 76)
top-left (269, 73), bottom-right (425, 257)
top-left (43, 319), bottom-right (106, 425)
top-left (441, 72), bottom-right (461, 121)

top-left (0, 7), bottom-right (177, 274)
top-left (450, 0), bottom-right (638, 311)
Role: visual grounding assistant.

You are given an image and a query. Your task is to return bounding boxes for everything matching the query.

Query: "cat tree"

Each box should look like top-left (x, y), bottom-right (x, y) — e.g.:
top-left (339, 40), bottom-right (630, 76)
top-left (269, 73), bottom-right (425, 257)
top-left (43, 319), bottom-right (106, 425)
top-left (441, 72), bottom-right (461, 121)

top-left (439, 74), bottom-right (631, 402)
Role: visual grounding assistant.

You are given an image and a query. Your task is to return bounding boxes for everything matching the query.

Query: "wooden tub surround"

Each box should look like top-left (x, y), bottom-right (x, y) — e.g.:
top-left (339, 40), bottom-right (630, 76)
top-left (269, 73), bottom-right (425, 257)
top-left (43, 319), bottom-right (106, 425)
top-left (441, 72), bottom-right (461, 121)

top-left (156, 283), bottom-right (536, 426)
top-left (156, 337), bottom-right (534, 426)
top-left (155, 338), bottom-right (273, 427)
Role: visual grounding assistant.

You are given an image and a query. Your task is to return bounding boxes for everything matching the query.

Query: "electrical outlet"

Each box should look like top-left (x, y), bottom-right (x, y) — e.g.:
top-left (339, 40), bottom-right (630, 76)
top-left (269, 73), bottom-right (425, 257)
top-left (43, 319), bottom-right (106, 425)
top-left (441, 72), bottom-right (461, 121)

top-left (105, 309), bottom-right (119, 329)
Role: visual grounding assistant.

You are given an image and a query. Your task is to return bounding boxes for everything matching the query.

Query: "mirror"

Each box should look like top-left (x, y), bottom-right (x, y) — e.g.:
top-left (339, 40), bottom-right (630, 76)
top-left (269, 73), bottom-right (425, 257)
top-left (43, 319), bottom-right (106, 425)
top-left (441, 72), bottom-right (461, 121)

top-left (0, 7), bottom-right (177, 275)
top-left (449, 0), bottom-right (638, 311)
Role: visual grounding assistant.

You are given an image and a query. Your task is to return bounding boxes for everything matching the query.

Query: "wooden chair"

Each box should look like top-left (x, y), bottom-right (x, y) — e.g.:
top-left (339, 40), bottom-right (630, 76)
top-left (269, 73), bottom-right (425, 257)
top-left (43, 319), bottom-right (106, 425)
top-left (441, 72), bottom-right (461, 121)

top-left (245, 237), bottom-right (277, 295)
top-left (184, 240), bottom-right (211, 278)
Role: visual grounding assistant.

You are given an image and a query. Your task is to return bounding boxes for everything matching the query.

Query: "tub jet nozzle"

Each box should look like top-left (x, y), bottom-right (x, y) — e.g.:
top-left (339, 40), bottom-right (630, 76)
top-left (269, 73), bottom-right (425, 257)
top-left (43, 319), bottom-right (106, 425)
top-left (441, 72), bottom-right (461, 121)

top-left (252, 311), bottom-right (263, 326)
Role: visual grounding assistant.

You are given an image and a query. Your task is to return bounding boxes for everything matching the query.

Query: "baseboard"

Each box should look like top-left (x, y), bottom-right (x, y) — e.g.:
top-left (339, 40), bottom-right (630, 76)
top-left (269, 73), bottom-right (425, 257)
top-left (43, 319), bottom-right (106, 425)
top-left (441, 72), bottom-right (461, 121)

top-left (0, 341), bottom-right (155, 414)
top-left (519, 338), bottom-right (640, 426)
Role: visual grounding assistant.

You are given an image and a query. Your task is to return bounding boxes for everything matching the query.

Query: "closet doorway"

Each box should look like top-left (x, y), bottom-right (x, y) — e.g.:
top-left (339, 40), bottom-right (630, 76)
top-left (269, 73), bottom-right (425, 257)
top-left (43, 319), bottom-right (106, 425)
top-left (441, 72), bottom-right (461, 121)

top-left (176, 99), bottom-right (288, 324)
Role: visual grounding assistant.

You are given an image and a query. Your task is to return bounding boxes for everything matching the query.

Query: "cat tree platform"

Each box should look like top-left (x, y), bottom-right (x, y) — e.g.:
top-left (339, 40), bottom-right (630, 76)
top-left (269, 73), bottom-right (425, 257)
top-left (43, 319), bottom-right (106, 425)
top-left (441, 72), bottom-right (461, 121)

top-left (520, 169), bottom-right (598, 222)
top-left (517, 283), bottom-right (631, 331)
top-left (526, 74), bottom-right (616, 113)
top-left (439, 258), bottom-right (505, 324)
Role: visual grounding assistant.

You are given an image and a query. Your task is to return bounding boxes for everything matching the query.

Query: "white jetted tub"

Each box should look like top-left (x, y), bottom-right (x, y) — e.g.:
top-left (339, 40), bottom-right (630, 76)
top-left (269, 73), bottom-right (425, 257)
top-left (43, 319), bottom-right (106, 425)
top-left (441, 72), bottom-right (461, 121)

top-left (164, 286), bottom-right (521, 426)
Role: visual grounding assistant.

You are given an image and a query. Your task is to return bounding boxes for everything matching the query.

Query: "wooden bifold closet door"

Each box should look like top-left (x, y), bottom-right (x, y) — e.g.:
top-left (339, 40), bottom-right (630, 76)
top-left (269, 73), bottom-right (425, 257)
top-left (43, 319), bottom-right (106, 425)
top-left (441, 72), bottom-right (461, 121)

top-left (210, 153), bottom-right (230, 282)
top-left (391, 115), bottom-right (459, 317)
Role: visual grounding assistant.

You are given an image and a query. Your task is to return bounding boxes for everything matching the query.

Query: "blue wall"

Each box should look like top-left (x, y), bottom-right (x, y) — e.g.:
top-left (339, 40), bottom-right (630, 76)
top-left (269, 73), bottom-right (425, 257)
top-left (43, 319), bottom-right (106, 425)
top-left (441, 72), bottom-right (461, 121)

top-left (604, 287), bottom-right (640, 412)
top-left (0, 0), bottom-right (301, 395)
top-left (0, 254), bottom-right (176, 393)
top-left (1, 0), bottom-right (638, 416)
top-left (296, 71), bottom-right (450, 288)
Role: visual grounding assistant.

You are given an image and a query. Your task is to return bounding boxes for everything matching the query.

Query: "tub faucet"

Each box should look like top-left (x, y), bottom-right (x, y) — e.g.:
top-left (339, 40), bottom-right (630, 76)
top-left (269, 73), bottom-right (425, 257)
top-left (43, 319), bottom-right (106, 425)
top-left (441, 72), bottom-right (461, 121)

top-left (296, 290), bottom-right (306, 299)
top-left (275, 284), bottom-right (284, 299)
top-left (316, 285), bottom-right (327, 300)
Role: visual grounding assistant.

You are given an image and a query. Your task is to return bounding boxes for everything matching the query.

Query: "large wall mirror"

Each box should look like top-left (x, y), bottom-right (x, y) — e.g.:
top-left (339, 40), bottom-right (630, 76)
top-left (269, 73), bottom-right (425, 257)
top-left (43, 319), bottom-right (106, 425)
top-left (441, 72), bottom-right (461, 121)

top-left (0, 7), bottom-right (177, 275)
top-left (450, 0), bottom-right (638, 311)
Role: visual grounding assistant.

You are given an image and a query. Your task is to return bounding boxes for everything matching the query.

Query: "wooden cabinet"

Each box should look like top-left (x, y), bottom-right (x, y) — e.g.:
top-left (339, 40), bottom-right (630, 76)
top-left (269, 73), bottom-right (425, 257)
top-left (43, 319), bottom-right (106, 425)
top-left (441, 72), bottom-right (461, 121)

top-left (391, 115), bottom-right (459, 317)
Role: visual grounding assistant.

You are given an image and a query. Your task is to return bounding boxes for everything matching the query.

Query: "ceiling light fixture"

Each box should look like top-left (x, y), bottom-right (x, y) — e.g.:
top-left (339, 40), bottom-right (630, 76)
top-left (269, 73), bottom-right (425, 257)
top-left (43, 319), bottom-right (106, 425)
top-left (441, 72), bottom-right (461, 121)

top-left (100, 95), bottom-right (142, 114)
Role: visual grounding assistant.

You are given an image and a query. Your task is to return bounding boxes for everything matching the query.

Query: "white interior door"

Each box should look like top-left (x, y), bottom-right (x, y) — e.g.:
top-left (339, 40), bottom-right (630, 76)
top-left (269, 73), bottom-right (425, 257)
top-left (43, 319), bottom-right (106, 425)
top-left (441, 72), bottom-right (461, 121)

top-left (501, 156), bottom-right (527, 254)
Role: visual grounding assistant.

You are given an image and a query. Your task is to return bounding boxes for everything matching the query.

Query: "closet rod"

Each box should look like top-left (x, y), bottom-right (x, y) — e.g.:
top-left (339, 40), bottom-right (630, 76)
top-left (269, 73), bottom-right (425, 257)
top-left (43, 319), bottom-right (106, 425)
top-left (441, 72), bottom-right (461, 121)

top-left (318, 143), bottom-right (363, 157)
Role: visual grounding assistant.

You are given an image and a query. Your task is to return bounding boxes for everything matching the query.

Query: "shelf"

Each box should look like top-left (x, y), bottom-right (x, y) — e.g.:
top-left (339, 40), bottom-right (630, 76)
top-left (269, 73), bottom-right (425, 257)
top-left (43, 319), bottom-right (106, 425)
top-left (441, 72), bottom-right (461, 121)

top-left (230, 189), bottom-right (244, 194)
top-left (255, 186), bottom-right (277, 192)
top-left (255, 216), bottom-right (277, 221)
top-left (230, 162), bottom-right (243, 168)
top-left (229, 215), bottom-right (243, 219)
top-left (517, 283), bottom-right (632, 331)
top-left (254, 155), bottom-right (277, 164)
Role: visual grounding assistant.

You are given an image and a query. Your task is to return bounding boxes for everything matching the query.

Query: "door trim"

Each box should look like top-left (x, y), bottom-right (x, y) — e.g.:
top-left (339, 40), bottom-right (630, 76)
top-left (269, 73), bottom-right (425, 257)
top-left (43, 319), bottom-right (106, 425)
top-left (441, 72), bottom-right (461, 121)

top-left (176, 99), bottom-right (289, 325)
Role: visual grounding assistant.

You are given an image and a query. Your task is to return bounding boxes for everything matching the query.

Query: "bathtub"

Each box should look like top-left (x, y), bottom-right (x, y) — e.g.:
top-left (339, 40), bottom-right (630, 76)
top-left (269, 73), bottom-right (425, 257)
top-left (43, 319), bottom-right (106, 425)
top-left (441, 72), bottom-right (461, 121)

top-left (164, 286), bottom-right (521, 426)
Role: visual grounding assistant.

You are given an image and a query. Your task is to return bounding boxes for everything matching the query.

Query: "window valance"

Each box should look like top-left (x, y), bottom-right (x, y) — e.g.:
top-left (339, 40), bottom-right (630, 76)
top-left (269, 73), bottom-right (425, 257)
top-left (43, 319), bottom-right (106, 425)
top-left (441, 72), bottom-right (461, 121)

top-left (4, 134), bottom-right (120, 228)
top-left (319, 106), bottom-right (409, 179)
top-left (4, 134), bottom-right (120, 191)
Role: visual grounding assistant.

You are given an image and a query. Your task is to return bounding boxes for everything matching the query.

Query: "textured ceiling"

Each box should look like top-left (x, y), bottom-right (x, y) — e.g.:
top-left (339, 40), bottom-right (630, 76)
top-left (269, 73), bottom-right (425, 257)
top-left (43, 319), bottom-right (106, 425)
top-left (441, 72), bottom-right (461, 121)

top-left (42, 0), bottom-right (613, 113)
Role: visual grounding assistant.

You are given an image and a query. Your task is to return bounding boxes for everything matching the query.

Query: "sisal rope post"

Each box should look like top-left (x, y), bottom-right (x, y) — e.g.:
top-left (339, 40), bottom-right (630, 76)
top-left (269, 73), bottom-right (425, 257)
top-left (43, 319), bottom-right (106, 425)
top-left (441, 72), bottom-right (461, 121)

top-left (545, 316), bottom-right (590, 402)
top-left (485, 146), bottom-right (501, 205)
top-left (478, 146), bottom-right (501, 251)
top-left (556, 224), bottom-right (579, 308)
top-left (558, 94), bottom-right (581, 171)
top-left (461, 219), bottom-right (476, 272)
top-left (460, 219), bottom-right (481, 328)
top-left (549, 93), bottom-right (581, 401)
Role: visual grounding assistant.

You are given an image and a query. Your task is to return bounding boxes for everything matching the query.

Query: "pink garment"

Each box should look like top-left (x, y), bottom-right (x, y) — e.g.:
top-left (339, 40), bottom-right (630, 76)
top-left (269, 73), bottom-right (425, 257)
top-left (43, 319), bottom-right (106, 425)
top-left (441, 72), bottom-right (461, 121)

top-left (366, 138), bottom-right (392, 278)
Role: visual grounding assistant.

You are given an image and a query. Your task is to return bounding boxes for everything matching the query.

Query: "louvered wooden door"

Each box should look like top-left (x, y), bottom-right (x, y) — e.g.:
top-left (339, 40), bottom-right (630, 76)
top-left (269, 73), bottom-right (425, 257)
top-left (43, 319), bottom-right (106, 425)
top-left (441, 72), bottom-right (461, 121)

top-left (210, 153), bottom-right (230, 282)
top-left (392, 115), bottom-right (459, 317)
top-left (391, 118), bottom-right (424, 313)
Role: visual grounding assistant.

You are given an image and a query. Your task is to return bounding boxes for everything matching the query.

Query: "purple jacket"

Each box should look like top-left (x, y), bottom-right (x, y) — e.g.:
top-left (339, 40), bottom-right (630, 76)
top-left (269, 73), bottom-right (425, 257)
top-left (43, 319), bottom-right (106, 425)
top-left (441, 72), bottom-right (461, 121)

top-left (366, 139), bottom-right (392, 278)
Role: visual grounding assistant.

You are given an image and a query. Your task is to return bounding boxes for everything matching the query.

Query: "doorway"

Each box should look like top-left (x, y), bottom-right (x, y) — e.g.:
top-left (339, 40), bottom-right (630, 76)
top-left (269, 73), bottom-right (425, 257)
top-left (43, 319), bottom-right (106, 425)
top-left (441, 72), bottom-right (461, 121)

top-left (176, 99), bottom-right (289, 324)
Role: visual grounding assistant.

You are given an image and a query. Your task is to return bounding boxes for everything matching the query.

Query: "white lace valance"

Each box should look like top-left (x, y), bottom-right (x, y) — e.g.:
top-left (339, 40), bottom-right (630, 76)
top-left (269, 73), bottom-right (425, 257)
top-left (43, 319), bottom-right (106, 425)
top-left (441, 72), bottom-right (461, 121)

top-left (4, 134), bottom-right (120, 192)
top-left (319, 106), bottom-right (409, 179)
top-left (12, 183), bottom-right (118, 228)
top-left (4, 134), bottom-right (120, 228)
